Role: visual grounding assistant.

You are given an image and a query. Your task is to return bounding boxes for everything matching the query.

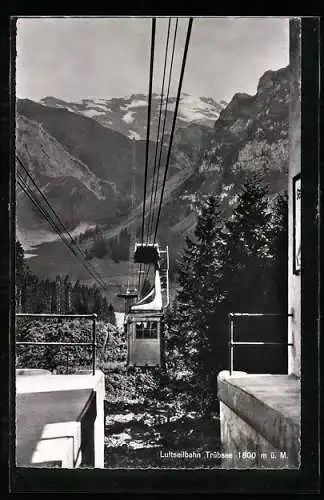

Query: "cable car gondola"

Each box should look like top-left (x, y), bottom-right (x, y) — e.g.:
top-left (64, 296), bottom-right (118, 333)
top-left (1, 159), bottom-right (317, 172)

top-left (126, 267), bottom-right (163, 368)
top-left (124, 242), bottom-right (169, 368)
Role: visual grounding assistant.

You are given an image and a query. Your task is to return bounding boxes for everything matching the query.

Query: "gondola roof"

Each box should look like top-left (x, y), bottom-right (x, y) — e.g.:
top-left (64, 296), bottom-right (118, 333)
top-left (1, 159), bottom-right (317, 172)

top-left (134, 243), bottom-right (160, 265)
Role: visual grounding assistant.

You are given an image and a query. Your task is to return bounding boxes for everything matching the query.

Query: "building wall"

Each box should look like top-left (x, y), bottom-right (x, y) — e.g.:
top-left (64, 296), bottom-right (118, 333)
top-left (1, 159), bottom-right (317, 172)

top-left (288, 18), bottom-right (301, 377)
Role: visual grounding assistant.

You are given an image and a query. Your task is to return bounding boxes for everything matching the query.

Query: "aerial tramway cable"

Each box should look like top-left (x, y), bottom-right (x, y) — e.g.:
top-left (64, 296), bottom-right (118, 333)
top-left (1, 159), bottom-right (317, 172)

top-left (138, 17), bottom-right (156, 295)
top-left (143, 17), bottom-right (179, 286)
top-left (17, 160), bottom-right (107, 289)
top-left (147, 17), bottom-right (178, 245)
top-left (135, 18), bottom-right (192, 295)
top-left (16, 157), bottom-right (108, 293)
top-left (140, 17), bottom-right (156, 246)
top-left (153, 18), bottom-right (193, 244)
top-left (16, 173), bottom-right (108, 293)
top-left (129, 139), bottom-right (137, 291)
top-left (146, 17), bottom-right (172, 245)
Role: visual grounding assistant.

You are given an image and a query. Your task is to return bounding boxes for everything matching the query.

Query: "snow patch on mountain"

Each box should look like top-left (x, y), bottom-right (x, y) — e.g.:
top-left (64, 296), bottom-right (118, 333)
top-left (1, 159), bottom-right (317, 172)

top-left (86, 103), bottom-right (110, 112)
top-left (162, 95), bottom-right (222, 123)
top-left (92, 98), bottom-right (109, 105)
top-left (124, 99), bottom-right (148, 109)
top-left (179, 95), bottom-right (221, 122)
top-left (40, 100), bottom-right (76, 113)
top-left (70, 222), bottom-right (97, 237)
top-left (16, 227), bottom-right (61, 252)
top-left (122, 111), bottom-right (135, 124)
top-left (82, 108), bottom-right (106, 117)
top-left (128, 130), bottom-right (141, 140)
top-left (39, 93), bottom-right (227, 139)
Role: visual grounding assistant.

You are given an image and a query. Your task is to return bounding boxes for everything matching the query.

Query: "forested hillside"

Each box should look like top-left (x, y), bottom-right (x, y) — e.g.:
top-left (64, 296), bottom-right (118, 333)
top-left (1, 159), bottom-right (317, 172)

top-left (15, 240), bottom-right (115, 319)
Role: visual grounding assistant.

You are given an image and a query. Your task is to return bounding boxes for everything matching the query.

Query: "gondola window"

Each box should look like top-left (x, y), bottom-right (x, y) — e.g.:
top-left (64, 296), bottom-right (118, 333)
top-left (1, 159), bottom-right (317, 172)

top-left (136, 321), bottom-right (158, 339)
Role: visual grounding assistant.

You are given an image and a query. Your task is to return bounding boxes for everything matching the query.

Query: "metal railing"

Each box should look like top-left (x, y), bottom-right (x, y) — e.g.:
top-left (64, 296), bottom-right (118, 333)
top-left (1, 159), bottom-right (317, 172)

top-left (16, 313), bottom-right (97, 375)
top-left (228, 312), bottom-right (294, 375)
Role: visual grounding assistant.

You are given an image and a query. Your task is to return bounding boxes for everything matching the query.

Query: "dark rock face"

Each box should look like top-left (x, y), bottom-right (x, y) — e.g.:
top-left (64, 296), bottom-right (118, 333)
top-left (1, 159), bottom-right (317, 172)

top-left (198, 66), bottom-right (290, 209)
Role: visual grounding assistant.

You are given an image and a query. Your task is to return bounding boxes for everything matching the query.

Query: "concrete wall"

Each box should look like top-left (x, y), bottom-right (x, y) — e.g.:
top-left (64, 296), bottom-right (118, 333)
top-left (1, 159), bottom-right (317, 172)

top-left (288, 18), bottom-right (301, 377)
top-left (16, 370), bottom-right (105, 468)
top-left (219, 403), bottom-right (289, 469)
top-left (217, 371), bottom-right (300, 469)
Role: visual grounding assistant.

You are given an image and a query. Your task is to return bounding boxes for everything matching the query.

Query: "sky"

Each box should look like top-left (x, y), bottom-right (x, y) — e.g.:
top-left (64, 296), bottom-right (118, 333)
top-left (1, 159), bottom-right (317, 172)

top-left (16, 17), bottom-right (290, 104)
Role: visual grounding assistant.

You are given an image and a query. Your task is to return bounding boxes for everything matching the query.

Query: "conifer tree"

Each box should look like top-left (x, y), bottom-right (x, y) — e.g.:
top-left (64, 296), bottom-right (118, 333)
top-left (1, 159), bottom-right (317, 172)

top-left (221, 180), bottom-right (273, 312)
top-left (107, 302), bottom-right (116, 325)
top-left (166, 180), bottom-right (288, 409)
top-left (167, 194), bottom-right (225, 414)
top-left (266, 191), bottom-right (288, 313)
top-left (102, 297), bottom-right (109, 321)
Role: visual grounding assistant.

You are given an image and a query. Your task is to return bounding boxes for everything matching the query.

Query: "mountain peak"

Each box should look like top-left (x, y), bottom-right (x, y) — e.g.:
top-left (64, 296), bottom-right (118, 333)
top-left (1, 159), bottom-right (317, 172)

top-left (40, 96), bottom-right (67, 106)
top-left (256, 65), bottom-right (290, 94)
top-left (36, 93), bottom-right (227, 140)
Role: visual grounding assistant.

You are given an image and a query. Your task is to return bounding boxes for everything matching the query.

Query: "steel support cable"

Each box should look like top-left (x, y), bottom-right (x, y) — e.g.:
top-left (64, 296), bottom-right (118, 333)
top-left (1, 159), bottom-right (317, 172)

top-left (141, 17), bottom-right (156, 245)
top-left (16, 174), bottom-right (107, 293)
top-left (16, 158), bottom-right (98, 271)
top-left (128, 139), bottom-right (137, 291)
top-left (153, 18), bottom-right (193, 244)
top-left (17, 176), bottom-right (107, 295)
top-left (143, 18), bottom-right (179, 285)
top-left (16, 174), bottom-right (67, 242)
top-left (16, 174), bottom-right (107, 292)
top-left (16, 175), bottom-right (87, 268)
top-left (16, 172), bottom-right (108, 293)
top-left (150, 17), bottom-right (179, 244)
top-left (137, 263), bottom-right (142, 294)
top-left (16, 173), bottom-right (82, 256)
top-left (146, 17), bottom-right (171, 244)
top-left (16, 156), bottom-right (107, 290)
